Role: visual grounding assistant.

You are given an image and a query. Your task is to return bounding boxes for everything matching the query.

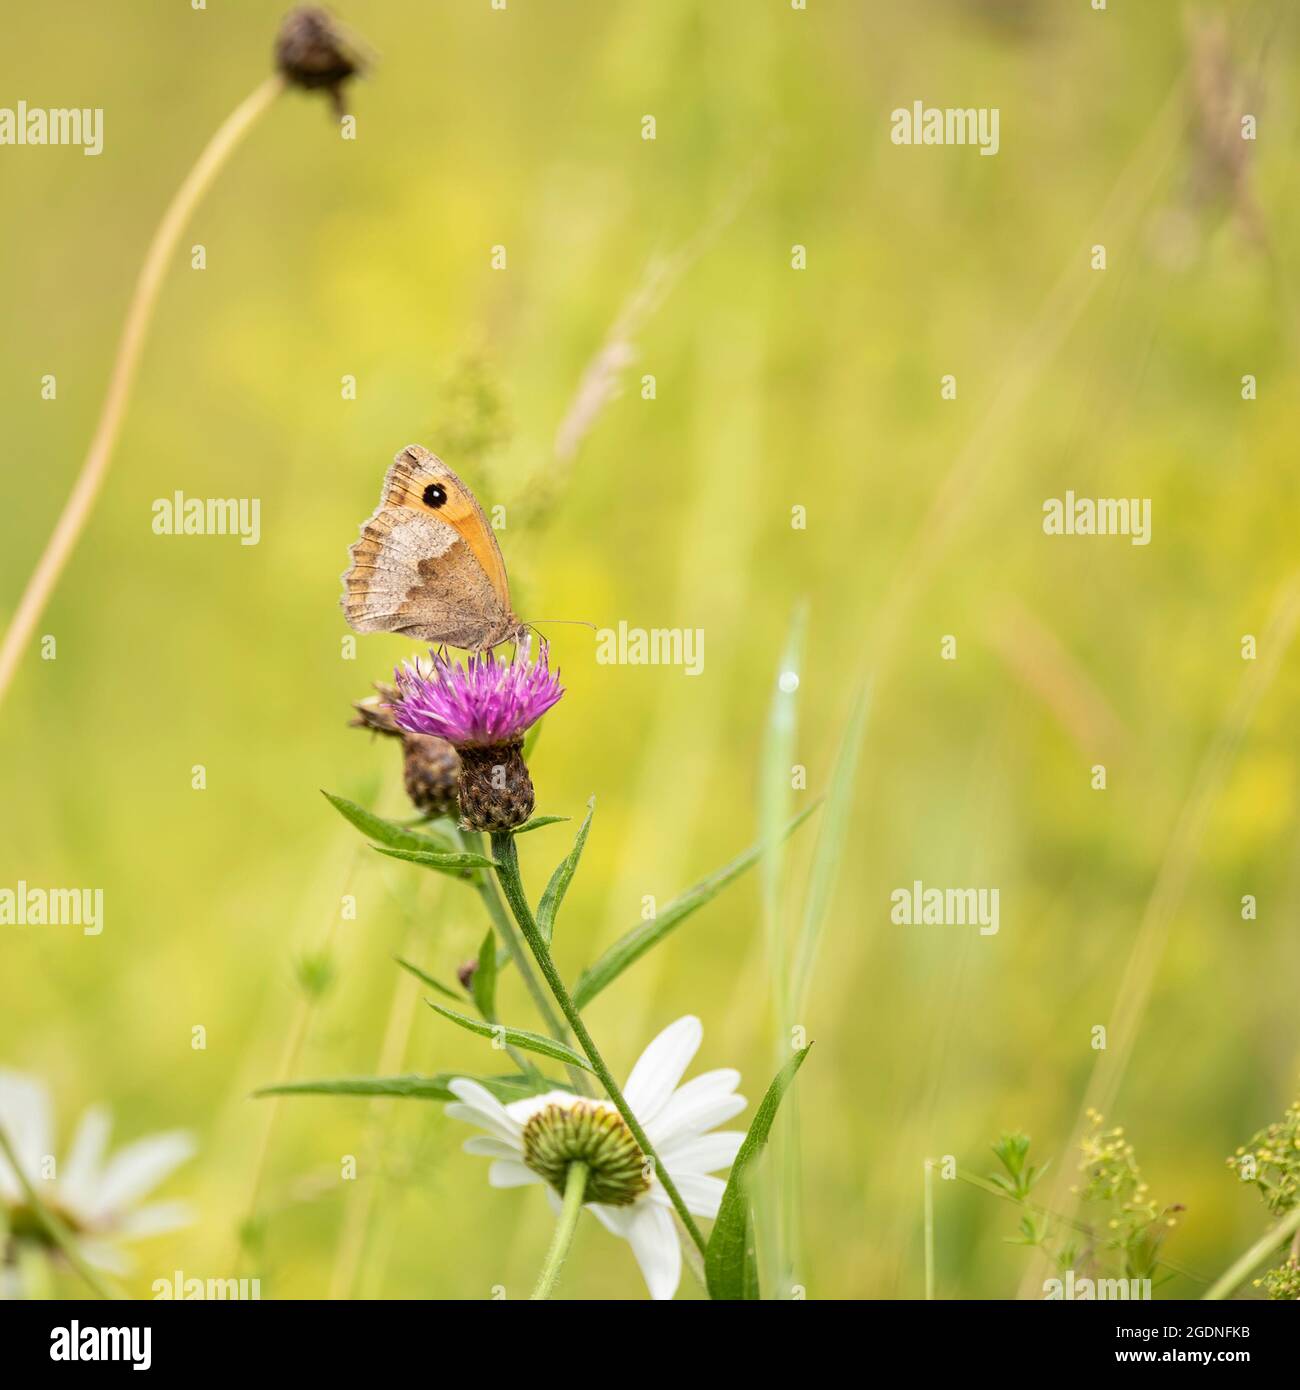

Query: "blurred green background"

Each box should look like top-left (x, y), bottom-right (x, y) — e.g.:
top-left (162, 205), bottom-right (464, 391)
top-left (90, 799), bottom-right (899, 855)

top-left (2, 0), bottom-right (1299, 1299)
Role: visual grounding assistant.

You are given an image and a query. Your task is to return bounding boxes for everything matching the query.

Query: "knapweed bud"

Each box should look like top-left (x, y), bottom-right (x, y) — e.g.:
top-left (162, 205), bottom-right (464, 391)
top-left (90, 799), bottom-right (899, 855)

top-left (351, 684), bottom-right (460, 819)
top-left (275, 7), bottom-right (363, 116)
top-left (456, 959), bottom-right (477, 992)
top-left (456, 741), bottom-right (533, 833)
top-left (389, 643), bottom-right (563, 834)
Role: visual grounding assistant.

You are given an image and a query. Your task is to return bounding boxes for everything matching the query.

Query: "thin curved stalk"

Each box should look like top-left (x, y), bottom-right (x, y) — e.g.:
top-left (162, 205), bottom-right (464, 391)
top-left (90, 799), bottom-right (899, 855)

top-left (1203, 1204), bottom-right (1300, 1302)
top-left (0, 75), bottom-right (285, 711)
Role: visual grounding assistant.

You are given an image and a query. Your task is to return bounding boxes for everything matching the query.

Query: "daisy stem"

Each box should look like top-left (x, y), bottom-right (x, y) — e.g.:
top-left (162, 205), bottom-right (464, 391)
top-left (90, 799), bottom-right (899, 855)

top-left (491, 831), bottom-right (710, 1258)
top-left (0, 1122), bottom-right (123, 1300)
top-left (531, 1160), bottom-right (588, 1299)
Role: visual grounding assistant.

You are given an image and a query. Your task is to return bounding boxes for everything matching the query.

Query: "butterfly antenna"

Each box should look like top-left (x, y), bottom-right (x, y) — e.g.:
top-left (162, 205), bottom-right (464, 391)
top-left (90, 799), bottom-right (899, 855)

top-left (524, 619), bottom-right (599, 634)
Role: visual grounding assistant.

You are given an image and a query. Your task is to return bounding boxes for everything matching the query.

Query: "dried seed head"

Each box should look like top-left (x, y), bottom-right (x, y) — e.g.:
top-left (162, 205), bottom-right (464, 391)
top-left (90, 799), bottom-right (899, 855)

top-left (350, 689), bottom-right (402, 738)
top-left (522, 1099), bottom-right (650, 1206)
top-left (455, 741), bottom-right (534, 833)
top-left (275, 7), bottom-right (363, 115)
top-left (351, 685), bottom-right (460, 819)
top-left (399, 737), bottom-right (461, 819)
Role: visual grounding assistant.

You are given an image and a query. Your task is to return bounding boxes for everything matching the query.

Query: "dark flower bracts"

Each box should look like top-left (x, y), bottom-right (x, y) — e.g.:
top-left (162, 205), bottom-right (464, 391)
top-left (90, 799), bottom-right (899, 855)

top-left (390, 643), bottom-right (563, 832)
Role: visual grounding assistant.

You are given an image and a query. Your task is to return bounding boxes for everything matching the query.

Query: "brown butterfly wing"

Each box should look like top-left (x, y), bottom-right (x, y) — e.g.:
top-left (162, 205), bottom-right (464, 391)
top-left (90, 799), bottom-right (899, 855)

top-left (342, 446), bottom-right (520, 649)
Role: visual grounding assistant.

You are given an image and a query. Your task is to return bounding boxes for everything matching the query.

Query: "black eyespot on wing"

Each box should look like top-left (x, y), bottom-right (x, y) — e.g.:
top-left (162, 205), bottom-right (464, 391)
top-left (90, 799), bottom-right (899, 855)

top-left (422, 483), bottom-right (448, 509)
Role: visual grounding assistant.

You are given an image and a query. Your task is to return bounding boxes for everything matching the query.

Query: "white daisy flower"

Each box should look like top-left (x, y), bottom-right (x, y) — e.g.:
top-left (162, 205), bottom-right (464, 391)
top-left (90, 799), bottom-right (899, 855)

top-left (447, 1014), bottom-right (745, 1300)
top-left (0, 1070), bottom-right (196, 1280)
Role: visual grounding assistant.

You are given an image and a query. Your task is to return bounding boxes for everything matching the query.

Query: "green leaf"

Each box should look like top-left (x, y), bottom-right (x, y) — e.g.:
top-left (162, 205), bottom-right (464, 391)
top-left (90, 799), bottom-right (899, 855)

top-left (392, 814), bottom-right (458, 832)
top-left (322, 791), bottom-right (455, 853)
top-left (425, 1001), bottom-right (594, 1073)
top-left (471, 926), bottom-right (497, 1020)
top-left (254, 1072), bottom-right (560, 1104)
top-left (373, 844), bottom-right (498, 878)
top-left (705, 1046), bottom-right (812, 1300)
top-left (537, 798), bottom-right (594, 944)
top-left (571, 804), bottom-right (819, 1010)
top-left (393, 955), bottom-right (461, 1001)
top-left (514, 815), bottom-right (570, 835)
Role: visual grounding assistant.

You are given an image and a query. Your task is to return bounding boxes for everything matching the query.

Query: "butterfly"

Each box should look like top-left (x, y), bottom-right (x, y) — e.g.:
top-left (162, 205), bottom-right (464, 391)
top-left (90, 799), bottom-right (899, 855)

top-left (341, 445), bottom-right (526, 651)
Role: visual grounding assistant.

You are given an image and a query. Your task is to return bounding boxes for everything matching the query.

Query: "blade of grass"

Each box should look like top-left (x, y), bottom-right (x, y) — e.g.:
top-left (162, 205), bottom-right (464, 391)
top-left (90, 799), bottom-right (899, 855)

top-left (1020, 569), bottom-right (1300, 1298)
top-left (791, 680), bottom-right (872, 1013)
top-left (704, 1045), bottom-right (811, 1299)
top-left (755, 606), bottom-right (805, 1302)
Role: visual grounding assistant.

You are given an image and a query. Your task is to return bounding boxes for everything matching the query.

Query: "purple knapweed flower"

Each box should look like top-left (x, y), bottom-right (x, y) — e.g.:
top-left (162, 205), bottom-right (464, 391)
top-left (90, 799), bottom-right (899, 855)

top-left (388, 644), bottom-right (563, 832)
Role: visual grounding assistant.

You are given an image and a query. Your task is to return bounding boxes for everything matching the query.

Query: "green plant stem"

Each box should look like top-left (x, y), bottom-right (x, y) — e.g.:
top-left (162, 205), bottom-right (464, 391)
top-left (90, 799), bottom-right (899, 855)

top-left (461, 830), bottom-right (587, 1094)
top-left (491, 830), bottom-right (709, 1258)
top-left (0, 1123), bottom-right (122, 1300)
top-left (532, 1161), bottom-right (588, 1299)
top-left (1203, 1202), bottom-right (1300, 1301)
top-left (474, 868), bottom-right (566, 1037)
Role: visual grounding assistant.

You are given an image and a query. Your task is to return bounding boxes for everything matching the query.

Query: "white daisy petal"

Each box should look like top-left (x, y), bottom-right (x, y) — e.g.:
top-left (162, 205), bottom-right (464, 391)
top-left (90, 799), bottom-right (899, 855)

top-left (445, 1103), bottom-right (520, 1148)
top-left (59, 1104), bottom-right (112, 1215)
top-left (647, 1081), bottom-right (747, 1150)
top-left (503, 1090), bottom-right (574, 1125)
top-left (448, 1080), bottom-right (523, 1135)
top-left (463, 1136), bottom-right (521, 1160)
top-left (585, 1201), bottom-right (633, 1238)
top-left (622, 1016), bottom-right (702, 1124)
top-left (0, 1072), bottom-right (53, 1199)
top-left (624, 1200), bottom-right (682, 1300)
top-left (670, 1067), bottom-right (740, 1101)
top-left (78, 1239), bottom-right (134, 1275)
top-left (648, 1071), bottom-right (740, 1152)
top-left (659, 1130), bottom-right (745, 1174)
top-left (88, 1132), bottom-right (196, 1217)
top-left (488, 1160), bottom-right (541, 1188)
top-left (112, 1200), bottom-right (194, 1239)
top-left (666, 1171), bottom-right (727, 1220)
